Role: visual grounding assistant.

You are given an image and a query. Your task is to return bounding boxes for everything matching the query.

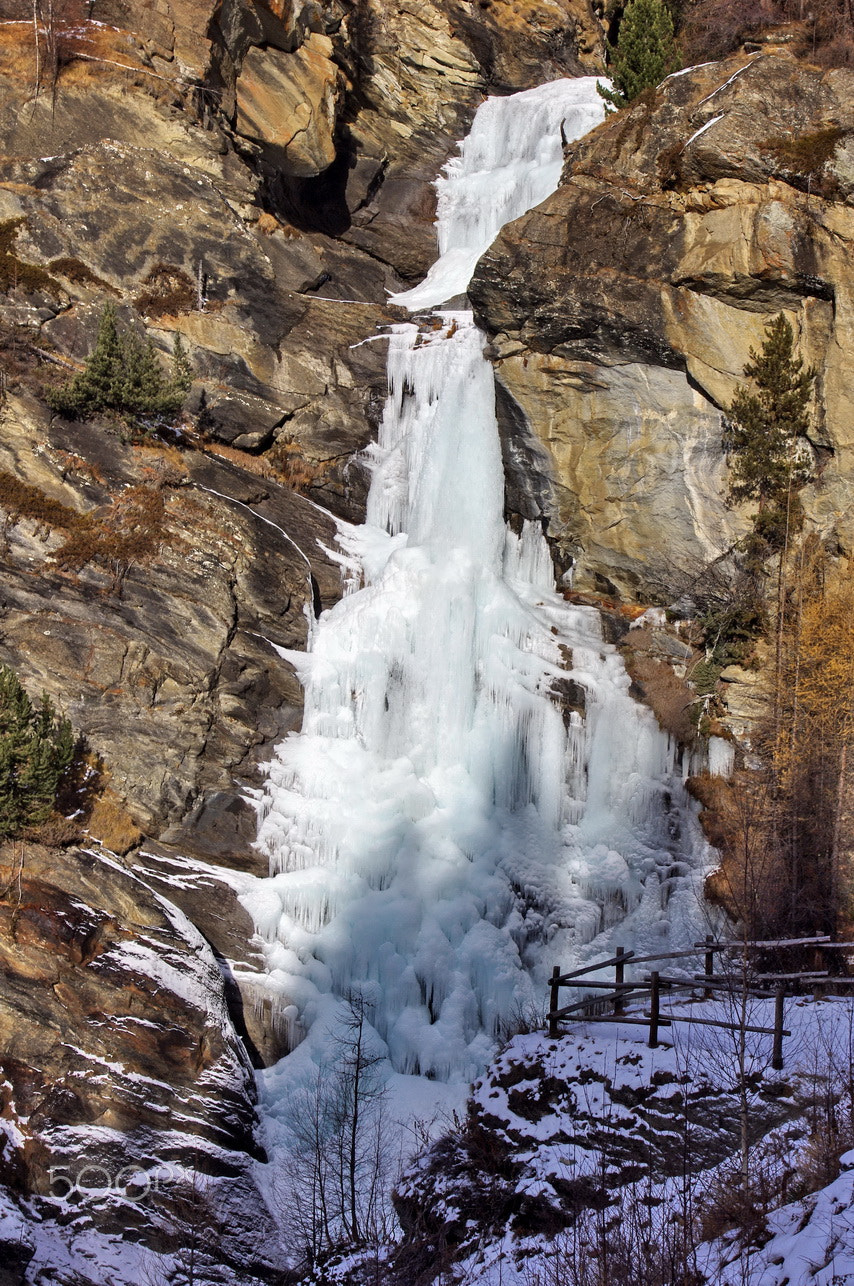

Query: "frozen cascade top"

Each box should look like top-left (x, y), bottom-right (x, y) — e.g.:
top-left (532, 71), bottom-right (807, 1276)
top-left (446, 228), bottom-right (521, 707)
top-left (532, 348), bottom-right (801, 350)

top-left (389, 77), bottom-right (606, 311)
top-left (249, 78), bottom-right (711, 1086)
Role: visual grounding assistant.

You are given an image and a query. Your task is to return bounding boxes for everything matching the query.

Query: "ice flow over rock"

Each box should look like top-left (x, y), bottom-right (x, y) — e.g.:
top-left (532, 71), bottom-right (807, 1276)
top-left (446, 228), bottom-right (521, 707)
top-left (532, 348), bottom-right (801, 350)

top-left (247, 77), bottom-right (712, 1083)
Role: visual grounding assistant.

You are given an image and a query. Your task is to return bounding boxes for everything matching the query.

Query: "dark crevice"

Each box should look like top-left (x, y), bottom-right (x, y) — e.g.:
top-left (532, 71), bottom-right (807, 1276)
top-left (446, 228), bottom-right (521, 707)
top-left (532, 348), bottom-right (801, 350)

top-left (262, 136), bottom-right (355, 237)
top-left (351, 155), bottom-right (389, 214)
top-left (310, 572), bottom-right (322, 619)
top-left (210, 945), bottom-right (267, 1078)
top-left (684, 363), bottom-right (724, 411)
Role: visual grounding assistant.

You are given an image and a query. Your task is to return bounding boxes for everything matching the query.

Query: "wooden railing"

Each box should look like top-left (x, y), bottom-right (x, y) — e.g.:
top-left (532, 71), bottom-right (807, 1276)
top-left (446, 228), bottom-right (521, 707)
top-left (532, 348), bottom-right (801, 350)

top-left (547, 935), bottom-right (854, 1069)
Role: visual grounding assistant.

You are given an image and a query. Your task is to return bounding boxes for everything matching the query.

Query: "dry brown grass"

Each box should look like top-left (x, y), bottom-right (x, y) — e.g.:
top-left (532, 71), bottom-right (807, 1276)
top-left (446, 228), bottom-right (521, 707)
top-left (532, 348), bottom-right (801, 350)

top-left (0, 467), bottom-right (179, 595)
top-left (50, 448), bottom-right (107, 488)
top-left (686, 771), bottom-right (738, 854)
top-left (134, 262), bottom-right (196, 320)
top-left (202, 441), bottom-right (277, 478)
top-left (623, 649), bottom-right (697, 744)
top-left (0, 18), bottom-right (180, 98)
top-left (25, 813), bottom-right (83, 847)
top-left (85, 789), bottom-right (142, 854)
top-left (695, 1166), bottom-right (773, 1245)
top-left (54, 484), bottom-right (168, 592)
top-left (131, 440), bottom-right (189, 484)
top-left (268, 437), bottom-right (334, 494)
top-left (0, 468), bottom-right (83, 530)
top-left (48, 256), bottom-right (117, 295)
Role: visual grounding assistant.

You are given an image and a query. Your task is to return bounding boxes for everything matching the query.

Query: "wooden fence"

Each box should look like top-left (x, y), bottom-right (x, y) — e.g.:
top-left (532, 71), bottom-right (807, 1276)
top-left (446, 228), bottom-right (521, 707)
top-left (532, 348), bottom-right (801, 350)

top-left (547, 935), bottom-right (854, 1069)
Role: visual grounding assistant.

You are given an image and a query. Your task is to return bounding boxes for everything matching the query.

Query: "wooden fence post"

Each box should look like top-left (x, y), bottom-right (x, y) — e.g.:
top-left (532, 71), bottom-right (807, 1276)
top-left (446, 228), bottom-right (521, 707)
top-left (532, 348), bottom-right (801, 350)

top-left (614, 945), bottom-right (625, 1016)
top-left (704, 934), bottom-right (714, 998)
top-left (772, 984), bottom-right (785, 1070)
top-left (549, 965), bottom-right (561, 1038)
top-left (649, 971), bottom-right (660, 1048)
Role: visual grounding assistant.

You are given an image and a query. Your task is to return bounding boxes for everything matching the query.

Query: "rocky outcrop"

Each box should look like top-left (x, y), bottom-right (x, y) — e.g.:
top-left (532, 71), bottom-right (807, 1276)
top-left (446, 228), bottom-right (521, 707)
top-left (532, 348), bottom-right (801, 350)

top-left (0, 839), bottom-right (287, 1284)
top-left (0, 139), bottom-right (395, 521)
top-left (0, 0), bottom-right (607, 513)
top-left (235, 34), bottom-right (342, 176)
top-left (471, 52), bottom-right (854, 601)
top-left (0, 392), bottom-right (344, 846)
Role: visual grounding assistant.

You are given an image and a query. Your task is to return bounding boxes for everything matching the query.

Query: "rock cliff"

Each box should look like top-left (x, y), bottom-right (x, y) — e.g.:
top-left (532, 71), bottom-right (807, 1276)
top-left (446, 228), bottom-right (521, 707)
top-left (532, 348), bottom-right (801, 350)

top-left (0, 839), bottom-right (288, 1285)
top-left (471, 52), bottom-right (854, 601)
top-left (0, 0), bottom-right (608, 1277)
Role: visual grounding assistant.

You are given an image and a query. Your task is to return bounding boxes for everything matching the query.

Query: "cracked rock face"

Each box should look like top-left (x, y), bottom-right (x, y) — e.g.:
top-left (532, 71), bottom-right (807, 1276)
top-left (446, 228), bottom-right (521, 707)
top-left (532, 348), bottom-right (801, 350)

top-left (235, 34), bottom-right (343, 177)
top-left (0, 840), bottom-right (287, 1285)
top-left (470, 53), bottom-right (854, 601)
top-left (0, 394), bottom-right (343, 842)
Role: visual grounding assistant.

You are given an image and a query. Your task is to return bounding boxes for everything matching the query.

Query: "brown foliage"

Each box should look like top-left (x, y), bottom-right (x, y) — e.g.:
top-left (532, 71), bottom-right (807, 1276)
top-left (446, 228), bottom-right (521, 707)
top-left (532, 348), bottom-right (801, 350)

top-left (25, 813), bottom-right (83, 847)
top-left (268, 437), bottom-right (334, 494)
top-left (769, 549), bottom-right (854, 933)
top-left (132, 441), bottom-right (189, 486)
top-left (695, 1164), bottom-right (774, 1244)
top-left (761, 126), bottom-right (848, 198)
top-left (48, 256), bottom-right (117, 294)
top-left (54, 484), bottom-right (168, 593)
top-left (624, 650), bottom-right (697, 744)
top-left (0, 466), bottom-right (175, 595)
top-left (54, 744), bottom-right (143, 852)
top-left (689, 770), bottom-right (792, 934)
top-left (0, 469), bottom-right (84, 530)
top-left (677, 0), bottom-right (854, 68)
top-left (85, 789), bottom-right (142, 853)
top-left (698, 544), bottom-right (854, 940)
top-left (0, 218), bottom-right (60, 297)
top-left (202, 442), bottom-right (276, 478)
top-left (764, 127), bottom-right (846, 174)
top-left (134, 262), bottom-right (196, 319)
top-left (678, 0), bottom-right (782, 62)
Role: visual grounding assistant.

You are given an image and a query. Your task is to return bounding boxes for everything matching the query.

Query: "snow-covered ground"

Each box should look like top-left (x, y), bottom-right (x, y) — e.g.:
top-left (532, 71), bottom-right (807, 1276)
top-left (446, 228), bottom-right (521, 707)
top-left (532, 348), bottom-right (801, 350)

top-left (394, 992), bottom-right (854, 1286)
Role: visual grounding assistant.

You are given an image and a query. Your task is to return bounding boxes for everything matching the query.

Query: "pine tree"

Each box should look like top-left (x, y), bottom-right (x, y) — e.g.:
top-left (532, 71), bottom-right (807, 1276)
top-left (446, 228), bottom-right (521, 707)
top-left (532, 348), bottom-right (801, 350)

top-left (121, 331), bottom-right (169, 416)
top-left (724, 313), bottom-right (815, 552)
top-left (48, 301), bottom-right (125, 418)
top-left (597, 0), bottom-right (678, 110)
top-left (47, 304), bottom-right (193, 426)
top-left (0, 666), bottom-right (75, 836)
top-left (170, 333), bottom-right (193, 399)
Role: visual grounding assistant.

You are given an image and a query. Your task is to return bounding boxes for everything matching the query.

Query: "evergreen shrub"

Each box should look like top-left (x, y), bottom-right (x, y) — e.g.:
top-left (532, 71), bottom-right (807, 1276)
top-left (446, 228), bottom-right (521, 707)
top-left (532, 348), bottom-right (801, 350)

top-left (598, 0), bottom-right (678, 110)
top-left (0, 665), bottom-right (75, 837)
top-left (48, 303), bottom-right (192, 426)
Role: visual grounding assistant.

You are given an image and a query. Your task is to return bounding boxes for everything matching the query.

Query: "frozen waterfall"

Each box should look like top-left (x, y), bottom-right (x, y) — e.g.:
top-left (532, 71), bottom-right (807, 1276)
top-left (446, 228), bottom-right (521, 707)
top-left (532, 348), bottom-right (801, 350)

top-left (388, 78), bottom-right (605, 312)
top-left (247, 77), bottom-right (711, 1083)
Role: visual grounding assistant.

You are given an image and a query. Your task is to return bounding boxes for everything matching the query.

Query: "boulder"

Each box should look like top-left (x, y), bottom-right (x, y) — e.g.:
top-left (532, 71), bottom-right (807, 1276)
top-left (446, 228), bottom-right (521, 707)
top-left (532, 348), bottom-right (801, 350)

top-left (235, 34), bottom-right (344, 176)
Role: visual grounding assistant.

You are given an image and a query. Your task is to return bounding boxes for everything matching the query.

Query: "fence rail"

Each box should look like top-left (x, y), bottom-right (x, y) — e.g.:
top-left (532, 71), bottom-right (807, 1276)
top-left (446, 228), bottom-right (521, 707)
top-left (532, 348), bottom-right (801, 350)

top-left (547, 934), bottom-right (853, 1068)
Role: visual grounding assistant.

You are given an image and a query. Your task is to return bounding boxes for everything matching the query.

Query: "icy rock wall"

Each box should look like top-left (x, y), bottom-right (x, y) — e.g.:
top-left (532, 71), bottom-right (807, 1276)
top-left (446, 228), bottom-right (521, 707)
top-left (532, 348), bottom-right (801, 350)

top-left (247, 78), bottom-right (711, 1083)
